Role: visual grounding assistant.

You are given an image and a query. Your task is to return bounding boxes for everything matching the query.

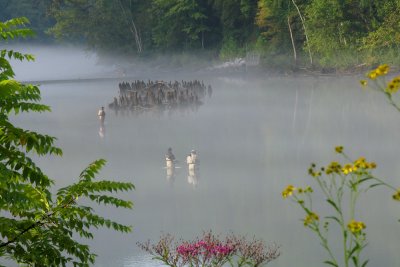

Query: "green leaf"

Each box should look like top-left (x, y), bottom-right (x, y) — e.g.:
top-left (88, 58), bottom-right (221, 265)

top-left (326, 199), bottom-right (341, 214)
top-left (367, 183), bottom-right (384, 190)
top-left (355, 177), bottom-right (373, 185)
top-left (352, 256), bottom-right (358, 266)
top-left (348, 243), bottom-right (360, 258)
top-left (325, 216), bottom-right (341, 225)
top-left (0, 80), bottom-right (19, 98)
top-left (362, 259), bottom-right (369, 267)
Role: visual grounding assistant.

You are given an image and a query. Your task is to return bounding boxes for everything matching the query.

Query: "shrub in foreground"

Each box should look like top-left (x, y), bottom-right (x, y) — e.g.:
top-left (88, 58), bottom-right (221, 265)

top-left (138, 231), bottom-right (280, 267)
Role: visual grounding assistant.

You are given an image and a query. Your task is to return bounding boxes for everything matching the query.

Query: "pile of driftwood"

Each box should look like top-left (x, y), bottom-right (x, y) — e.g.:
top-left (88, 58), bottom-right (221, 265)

top-left (109, 80), bottom-right (212, 114)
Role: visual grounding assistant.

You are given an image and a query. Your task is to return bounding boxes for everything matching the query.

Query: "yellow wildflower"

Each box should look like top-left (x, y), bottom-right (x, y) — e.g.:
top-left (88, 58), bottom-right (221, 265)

top-left (375, 64), bottom-right (390, 76)
top-left (335, 146), bottom-right (343, 153)
top-left (342, 164), bottom-right (354, 174)
top-left (308, 163), bottom-right (322, 177)
top-left (308, 169), bottom-right (321, 177)
top-left (354, 157), bottom-right (367, 168)
top-left (304, 212), bottom-right (319, 226)
top-left (392, 76), bottom-right (400, 84)
top-left (368, 70), bottom-right (377, 80)
top-left (282, 185), bottom-right (296, 199)
top-left (305, 186), bottom-right (313, 193)
top-left (347, 220), bottom-right (366, 233)
top-left (360, 80), bottom-right (367, 87)
top-left (392, 189), bottom-right (400, 201)
top-left (326, 161), bottom-right (341, 174)
top-left (368, 162), bottom-right (377, 169)
top-left (354, 157), bottom-right (376, 170)
top-left (386, 81), bottom-right (400, 94)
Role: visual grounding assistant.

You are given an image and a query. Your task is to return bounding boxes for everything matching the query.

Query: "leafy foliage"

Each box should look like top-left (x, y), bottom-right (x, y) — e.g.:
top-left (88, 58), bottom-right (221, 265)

top-left (151, 0), bottom-right (210, 50)
top-left (0, 17), bottom-right (134, 266)
top-left (0, 0), bottom-right (53, 42)
top-left (4, 0), bottom-right (400, 68)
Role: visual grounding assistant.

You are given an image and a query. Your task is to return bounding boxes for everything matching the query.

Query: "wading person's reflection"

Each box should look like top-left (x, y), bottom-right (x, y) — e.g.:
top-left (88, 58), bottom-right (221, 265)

top-left (166, 164), bottom-right (175, 184)
top-left (98, 123), bottom-right (105, 139)
top-left (186, 151), bottom-right (199, 188)
top-left (187, 165), bottom-right (199, 188)
top-left (98, 106), bottom-right (106, 139)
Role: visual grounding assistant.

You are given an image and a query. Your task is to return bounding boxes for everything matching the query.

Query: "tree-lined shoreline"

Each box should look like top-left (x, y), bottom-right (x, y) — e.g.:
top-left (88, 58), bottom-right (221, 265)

top-left (1, 0), bottom-right (399, 71)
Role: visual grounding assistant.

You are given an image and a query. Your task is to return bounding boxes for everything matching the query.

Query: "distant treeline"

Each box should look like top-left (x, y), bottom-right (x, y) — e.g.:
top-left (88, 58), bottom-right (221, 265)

top-left (1, 0), bottom-right (400, 70)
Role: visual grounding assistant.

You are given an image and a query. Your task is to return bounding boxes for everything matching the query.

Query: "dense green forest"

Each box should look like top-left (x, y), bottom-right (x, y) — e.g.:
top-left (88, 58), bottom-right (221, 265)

top-left (1, 0), bottom-right (400, 70)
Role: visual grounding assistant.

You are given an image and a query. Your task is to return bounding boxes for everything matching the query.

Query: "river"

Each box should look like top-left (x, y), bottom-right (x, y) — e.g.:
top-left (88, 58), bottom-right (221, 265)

top-left (8, 48), bottom-right (400, 266)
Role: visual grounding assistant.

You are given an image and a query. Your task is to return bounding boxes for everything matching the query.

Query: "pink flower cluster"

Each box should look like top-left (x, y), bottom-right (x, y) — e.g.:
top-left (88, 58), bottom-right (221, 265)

top-left (176, 240), bottom-right (234, 258)
top-left (137, 231), bottom-right (280, 267)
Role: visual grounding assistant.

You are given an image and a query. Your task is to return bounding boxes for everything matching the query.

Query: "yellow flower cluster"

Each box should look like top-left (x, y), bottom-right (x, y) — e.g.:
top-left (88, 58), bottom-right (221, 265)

top-left (335, 146), bottom-right (343, 153)
top-left (304, 212), bottom-right (319, 226)
top-left (367, 64), bottom-right (390, 80)
top-left (297, 186), bottom-right (313, 194)
top-left (392, 189), bottom-right (400, 201)
top-left (325, 161), bottom-right (342, 175)
top-left (347, 220), bottom-right (366, 233)
top-left (385, 76), bottom-right (400, 95)
top-left (362, 64), bottom-right (400, 95)
top-left (308, 163), bottom-right (322, 177)
top-left (353, 157), bottom-right (376, 169)
top-left (325, 157), bottom-right (376, 176)
top-left (282, 185), bottom-right (313, 199)
top-left (282, 185), bottom-right (296, 198)
top-left (342, 164), bottom-right (355, 174)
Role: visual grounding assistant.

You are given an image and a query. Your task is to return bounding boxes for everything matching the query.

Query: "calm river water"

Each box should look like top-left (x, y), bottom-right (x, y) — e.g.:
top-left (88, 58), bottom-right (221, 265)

top-left (10, 71), bottom-right (400, 266)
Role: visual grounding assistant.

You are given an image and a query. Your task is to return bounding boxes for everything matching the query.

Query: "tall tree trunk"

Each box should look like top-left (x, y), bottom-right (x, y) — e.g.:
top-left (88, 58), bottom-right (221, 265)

top-left (117, 0), bottom-right (142, 54)
top-left (287, 16), bottom-right (297, 65)
top-left (291, 0), bottom-right (313, 65)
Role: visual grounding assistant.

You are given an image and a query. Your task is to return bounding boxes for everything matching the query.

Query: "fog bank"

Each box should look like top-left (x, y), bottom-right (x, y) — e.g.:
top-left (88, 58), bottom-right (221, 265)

top-left (3, 45), bottom-right (116, 82)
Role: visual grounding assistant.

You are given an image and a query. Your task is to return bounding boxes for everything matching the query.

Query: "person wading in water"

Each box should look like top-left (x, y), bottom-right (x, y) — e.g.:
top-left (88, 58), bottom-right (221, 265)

top-left (98, 106), bottom-right (106, 123)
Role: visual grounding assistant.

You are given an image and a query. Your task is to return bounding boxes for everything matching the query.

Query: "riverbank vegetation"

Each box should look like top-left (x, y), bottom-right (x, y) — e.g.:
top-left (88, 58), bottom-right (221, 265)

top-left (1, 0), bottom-right (400, 71)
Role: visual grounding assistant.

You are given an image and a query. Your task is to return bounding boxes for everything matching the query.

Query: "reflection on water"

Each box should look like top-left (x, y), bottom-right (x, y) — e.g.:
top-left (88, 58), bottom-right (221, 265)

top-left (98, 123), bottom-right (106, 139)
top-left (187, 150), bottom-right (199, 188)
top-left (10, 75), bottom-right (400, 267)
top-left (98, 106), bottom-right (106, 139)
top-left (187, 164), bottom-right (199, 188)
top-left (166, 164), bottom-right (175, 183)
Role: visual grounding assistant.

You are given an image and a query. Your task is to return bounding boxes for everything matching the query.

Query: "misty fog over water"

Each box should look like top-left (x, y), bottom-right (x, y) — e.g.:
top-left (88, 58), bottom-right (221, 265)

top-left (7, 45), bottom-right (115, 81)
top-left (7, 47), bottom-right (400, 267)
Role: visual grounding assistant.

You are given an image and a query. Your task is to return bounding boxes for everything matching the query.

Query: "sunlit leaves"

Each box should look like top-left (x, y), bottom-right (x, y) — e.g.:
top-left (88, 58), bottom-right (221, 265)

top-left (0, 49), bottom-right (35, 62)
top-left (0, 17), bottom-right (34, 41)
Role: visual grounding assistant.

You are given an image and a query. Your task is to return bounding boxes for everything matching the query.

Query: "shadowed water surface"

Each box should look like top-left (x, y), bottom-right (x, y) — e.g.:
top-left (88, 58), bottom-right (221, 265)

top-left (9, 72), bottom-right (400, 267)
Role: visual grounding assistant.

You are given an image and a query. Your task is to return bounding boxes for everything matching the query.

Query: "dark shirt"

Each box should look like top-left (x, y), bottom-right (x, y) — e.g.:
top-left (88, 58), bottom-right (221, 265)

top-left (166, 151), bottom-right (175, 161)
